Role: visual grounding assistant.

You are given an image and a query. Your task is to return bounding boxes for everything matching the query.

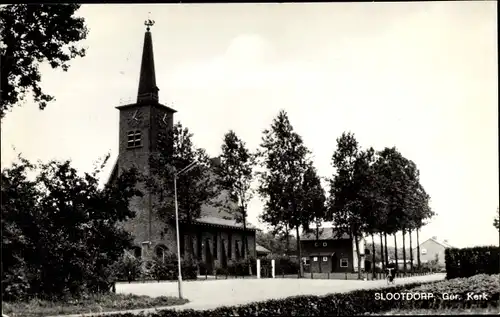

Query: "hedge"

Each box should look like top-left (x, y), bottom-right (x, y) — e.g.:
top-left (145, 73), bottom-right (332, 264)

top-left (115, 256), bottom-right (197, 282)
top-left (213, 256), bottom-right (299, 277)
top-left (93, 274), bottom-right (500, 316)
top-left (445, 245), bottom-right (499, 279)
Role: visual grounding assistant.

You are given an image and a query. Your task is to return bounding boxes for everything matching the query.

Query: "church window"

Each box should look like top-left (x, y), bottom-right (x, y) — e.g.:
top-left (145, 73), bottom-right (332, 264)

top-left (213, 236), bottom-right (218, 259)
top-left (127, 130), bottom-right (142, 148)
top-left (154, 244), bottom-right (168, 262)
top-left (132, 246), bottom-right (141, 259)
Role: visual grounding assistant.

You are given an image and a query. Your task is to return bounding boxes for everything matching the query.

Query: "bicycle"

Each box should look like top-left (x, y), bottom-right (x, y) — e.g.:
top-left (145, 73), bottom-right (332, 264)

top-left (386, 268), bottom-right (396, 285)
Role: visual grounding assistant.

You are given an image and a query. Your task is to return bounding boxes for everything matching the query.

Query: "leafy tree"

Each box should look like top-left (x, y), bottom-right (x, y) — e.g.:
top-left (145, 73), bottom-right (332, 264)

top-left (373, 148), bottom-right (434, 274)
top-left (256, 230), bottom-right (297, 256)
top-left (216, 130), bottom-right (256, 261)
top-left (373, 148), bottom-right (409, 273)
top-left (408, 181), bottom-right (435, 271)
top-left (327, 132), bottom-right (375, 279)
top-left (0, 4), bottom-right (88, 118)
top-left (360, 151), bottom-right (388, 278)
top-left (1, 154), bottom-right (141, 300)
top-left (301, 164), bottom-right (327, 239)
top-left (258, 175), bottom-right (294, 254)
top-left (149, 122), bottom-right (217, 262)
top-left (257, 110), bottom-right (311, 277)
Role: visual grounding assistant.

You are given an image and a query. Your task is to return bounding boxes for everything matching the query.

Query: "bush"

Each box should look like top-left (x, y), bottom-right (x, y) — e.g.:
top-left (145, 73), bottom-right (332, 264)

top-left (122, 255), bottom-right (197, 282)
top-left (445, 246), bottom-right (499, 279)
top-left (94, 275), bottom-right (499, 317)
top-left (227, 259), bottom-right (252, 276)
top-left (114, 255), bottom-right (142, 282)
top-left (268, 255), bottom-right (299, 275)
top-left (410, 274), bottom-right (500, 303)
top-left (1, 157), bottom-right (142, 300)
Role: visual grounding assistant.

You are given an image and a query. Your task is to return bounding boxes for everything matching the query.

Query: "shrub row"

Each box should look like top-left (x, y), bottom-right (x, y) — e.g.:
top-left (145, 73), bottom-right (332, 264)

top-left (445, 246), bottom-right (499, 279)
top-left (210, 255), bottom-right (299, 277)
top-left (95, 274), bottom-right (500, 316)
top-left (411, 274), bottom-right (500, 302)
top-left (114, 255), bottom-right (197, 282)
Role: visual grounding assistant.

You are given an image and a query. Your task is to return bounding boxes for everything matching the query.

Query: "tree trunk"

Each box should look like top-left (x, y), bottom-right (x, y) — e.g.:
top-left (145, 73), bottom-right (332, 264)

top-left (354, 232), bottom-right (362, 280)
top-left (416, 227), bottom-right (421, 271)
top-left (316, 223), bottom-right (321, 273)
top-left (384, 233), bottom-right (389, 264)
top-left (241, 205), bottom-right (252, 275)
top-left (393, 233), bottom-right (398, 276)
top-left (296, 226), bottom-right (303, 278)
top-left (371, 233), bottom-right (376, 279)
top-left (379, 233), bottom-right (385, 270)
top-left (409, 229), bottom-right (414, 273)
top-left (285, 224), bottom-right (290, 256)
top-left (402, 228), bottom-right (407, 274)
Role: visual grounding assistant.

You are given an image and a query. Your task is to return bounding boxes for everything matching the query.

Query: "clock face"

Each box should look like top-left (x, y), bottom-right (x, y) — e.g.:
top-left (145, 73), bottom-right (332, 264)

top-left (157, 113), bottom-right (168, 126)
top-left (128, 110), bottom-right (144, 126)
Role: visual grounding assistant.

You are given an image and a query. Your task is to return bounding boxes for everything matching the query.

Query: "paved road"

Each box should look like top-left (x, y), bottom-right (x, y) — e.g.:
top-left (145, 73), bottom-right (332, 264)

top-left (117, 273), bottom-right (446, 312)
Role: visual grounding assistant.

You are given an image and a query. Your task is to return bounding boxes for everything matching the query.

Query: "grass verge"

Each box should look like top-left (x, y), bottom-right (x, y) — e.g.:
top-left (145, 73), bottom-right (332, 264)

top-left (2, 293), bottom-right (188, 317)
top-left (373, 307), bottom-right (499, 315)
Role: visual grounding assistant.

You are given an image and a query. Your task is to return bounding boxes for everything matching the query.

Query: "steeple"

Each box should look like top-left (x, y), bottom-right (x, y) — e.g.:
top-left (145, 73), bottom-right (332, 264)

top-left (137, 18), bottom-right (159, 104)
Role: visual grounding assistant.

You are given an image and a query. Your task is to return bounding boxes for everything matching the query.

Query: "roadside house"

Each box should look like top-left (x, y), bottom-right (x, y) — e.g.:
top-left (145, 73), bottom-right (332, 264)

top-left (300, 227), bottom-right (367, 273)
top-left (413, 236), bottom-right (453, 267)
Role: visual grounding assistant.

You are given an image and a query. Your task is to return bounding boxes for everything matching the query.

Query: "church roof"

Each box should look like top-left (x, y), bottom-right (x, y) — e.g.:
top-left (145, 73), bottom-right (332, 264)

top-left (137, 18), bottom-right (158, 104)
top-left (116, 19), bottom-right (176, 113)
top-left (192, 216), bottom-right (257, 231)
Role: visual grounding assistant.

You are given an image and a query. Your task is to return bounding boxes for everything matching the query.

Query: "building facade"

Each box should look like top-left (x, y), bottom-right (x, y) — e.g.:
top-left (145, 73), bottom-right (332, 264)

top-left (300, 227), bottom-right (367, 273)
top-left (108, 21), bottom-right (256, 271)
top-left (413, 236), bottom-right (452, 267)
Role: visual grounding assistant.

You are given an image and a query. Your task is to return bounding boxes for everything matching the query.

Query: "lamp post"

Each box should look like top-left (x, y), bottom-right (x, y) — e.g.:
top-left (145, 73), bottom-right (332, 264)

top-left (174, 160), bottom-right (198, 300)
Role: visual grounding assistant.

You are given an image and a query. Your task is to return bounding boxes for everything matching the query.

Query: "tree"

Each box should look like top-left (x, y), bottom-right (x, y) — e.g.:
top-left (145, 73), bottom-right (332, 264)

top-left (373, 147), bottom-right (410, 274)
top-left (257, 110), bottom-right (311, 277)
top-left (328, 132), bottom-right (375, 279)
top-left (149, 122), bottom-right (217, 262)
top-left (0, 4), bottom-right (88, 118)
top-left (300, 164), bottom-right (327, 272)
top-left (408, 181), bottom-right (435, 271)
top-left (301, 165), bottom-right (327, 240)
top-left (1, 154), bottom-right (142, 300)
top-left (359, 150), bottom-right (388, 279)
top-left (256, 230), bottom-right (297, 256)
top-left (258, 174), bottom-right (293, 254)
top-left (216, 130), bottom-right (256, 270)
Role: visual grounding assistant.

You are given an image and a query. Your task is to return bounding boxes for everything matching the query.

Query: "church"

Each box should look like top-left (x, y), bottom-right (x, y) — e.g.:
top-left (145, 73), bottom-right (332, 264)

top-left (107, 20), bottom-right (257, 273)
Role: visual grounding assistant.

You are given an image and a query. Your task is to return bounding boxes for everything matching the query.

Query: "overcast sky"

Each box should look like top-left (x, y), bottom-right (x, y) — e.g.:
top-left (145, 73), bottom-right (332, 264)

top-left (1, 2), bottom-right (498, 248)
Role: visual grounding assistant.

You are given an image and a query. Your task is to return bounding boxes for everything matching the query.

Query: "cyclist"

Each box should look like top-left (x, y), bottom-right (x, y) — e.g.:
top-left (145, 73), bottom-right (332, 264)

top-left (386, 259), bottom-right (397, 284)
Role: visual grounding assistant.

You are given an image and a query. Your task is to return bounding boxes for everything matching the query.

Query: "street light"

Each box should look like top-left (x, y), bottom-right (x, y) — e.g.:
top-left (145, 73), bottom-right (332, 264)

top-left (174, 160), bottom-right (198, 300)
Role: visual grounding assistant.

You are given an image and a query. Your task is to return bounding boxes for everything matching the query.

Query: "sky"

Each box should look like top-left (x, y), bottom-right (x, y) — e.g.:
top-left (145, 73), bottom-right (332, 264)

top-left (1, 2), bottom-right (498, 248)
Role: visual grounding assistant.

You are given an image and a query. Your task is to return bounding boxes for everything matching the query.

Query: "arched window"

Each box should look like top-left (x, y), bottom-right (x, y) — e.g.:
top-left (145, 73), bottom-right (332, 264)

top-left (154, 244), bottom-right (168, 262)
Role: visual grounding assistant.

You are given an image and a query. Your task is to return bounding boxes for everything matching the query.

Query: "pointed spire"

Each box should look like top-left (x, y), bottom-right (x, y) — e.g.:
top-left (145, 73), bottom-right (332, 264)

top-left (137, 18), bottom-right (159, 104)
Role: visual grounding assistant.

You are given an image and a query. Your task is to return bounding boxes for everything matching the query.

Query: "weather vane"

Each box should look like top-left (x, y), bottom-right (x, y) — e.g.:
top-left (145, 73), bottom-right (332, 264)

top-left (145, 13), bottom-right (155, 31)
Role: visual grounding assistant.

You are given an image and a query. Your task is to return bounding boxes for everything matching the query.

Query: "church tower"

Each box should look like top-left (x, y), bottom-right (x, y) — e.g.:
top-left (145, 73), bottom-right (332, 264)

top-left (115, 19), bottom-right (177, 258)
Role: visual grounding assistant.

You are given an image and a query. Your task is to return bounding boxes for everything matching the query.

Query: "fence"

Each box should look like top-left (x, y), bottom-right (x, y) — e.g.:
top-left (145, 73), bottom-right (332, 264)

top-left (192, 259), bottom-right (435, 281)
